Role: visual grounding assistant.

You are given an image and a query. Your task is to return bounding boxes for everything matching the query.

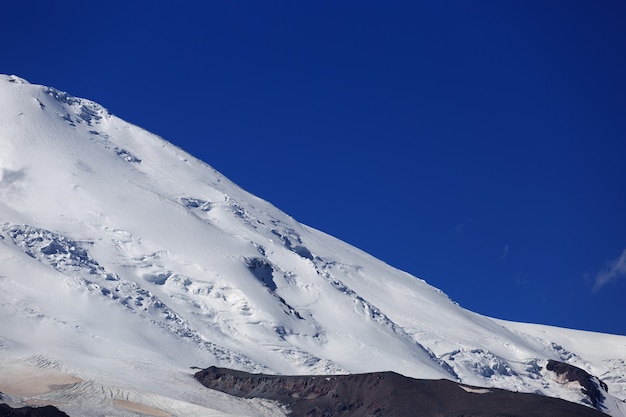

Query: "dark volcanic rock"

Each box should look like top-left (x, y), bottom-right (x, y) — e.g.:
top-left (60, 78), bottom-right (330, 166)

top-left (0, 404), bottom-right (70, 417)
top-left (547, 359), bottom-right (608, 408)
top-left (195, 366), bottom-right (610, 417)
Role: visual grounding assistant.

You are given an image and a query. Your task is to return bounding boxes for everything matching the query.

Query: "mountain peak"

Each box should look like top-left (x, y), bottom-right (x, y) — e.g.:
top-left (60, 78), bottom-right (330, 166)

top-left (1, 75), bottom-right (625, 417)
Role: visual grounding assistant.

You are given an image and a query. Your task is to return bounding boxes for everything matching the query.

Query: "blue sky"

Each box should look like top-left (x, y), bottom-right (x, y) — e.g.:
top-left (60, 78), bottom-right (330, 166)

top-left (4, 1), bottom-right (626, 335)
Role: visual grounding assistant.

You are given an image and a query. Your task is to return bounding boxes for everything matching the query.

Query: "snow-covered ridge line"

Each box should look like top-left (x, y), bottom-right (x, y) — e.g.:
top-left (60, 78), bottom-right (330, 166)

top-left (1, 74), bottom-right (625, 417)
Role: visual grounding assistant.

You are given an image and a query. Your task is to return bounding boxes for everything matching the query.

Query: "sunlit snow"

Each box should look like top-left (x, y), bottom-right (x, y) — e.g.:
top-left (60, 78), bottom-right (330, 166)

top-left (0, 74), bottom-right (624, 417)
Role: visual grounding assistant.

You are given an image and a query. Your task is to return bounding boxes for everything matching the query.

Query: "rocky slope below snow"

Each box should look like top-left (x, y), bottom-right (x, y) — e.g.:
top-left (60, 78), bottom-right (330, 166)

top-left (195, 366), bottom-right (610, 417)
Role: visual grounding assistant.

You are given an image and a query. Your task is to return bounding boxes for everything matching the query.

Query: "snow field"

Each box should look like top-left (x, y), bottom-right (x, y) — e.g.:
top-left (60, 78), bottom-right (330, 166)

top-left (1, 74), bottom-right (625, 416)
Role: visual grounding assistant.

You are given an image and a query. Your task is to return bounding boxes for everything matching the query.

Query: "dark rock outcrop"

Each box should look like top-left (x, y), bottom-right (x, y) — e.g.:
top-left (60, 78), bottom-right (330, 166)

top-left (195, 366), bottom-right (610, 417)
top-left (547, 360), bottom-right (608, 408)
top-left (0, 404), bottom-right (70, 417)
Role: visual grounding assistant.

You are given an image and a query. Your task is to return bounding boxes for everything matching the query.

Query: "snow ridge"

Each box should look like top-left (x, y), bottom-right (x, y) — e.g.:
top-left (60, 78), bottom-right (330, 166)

top-left (1, 74), bottom-right (625, 417)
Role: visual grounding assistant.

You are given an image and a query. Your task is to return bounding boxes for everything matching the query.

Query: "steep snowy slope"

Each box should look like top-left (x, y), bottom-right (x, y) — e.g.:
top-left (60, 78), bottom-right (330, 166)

top-left (0, 74), bottom-right (624, 417)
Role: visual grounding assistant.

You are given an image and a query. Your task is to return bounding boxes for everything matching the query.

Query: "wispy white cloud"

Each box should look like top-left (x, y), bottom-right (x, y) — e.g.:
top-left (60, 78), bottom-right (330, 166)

top-left (451, 218), bottom-right (472, 239)
top-left (500, 244), bottom-right (509, 260)
top-left (593, 248), bottom-right (626, 292)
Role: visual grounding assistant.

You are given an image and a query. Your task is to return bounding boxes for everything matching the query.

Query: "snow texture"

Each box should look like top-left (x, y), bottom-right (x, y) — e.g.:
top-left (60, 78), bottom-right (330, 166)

top-left (0, 74), bottom-right (625, 416)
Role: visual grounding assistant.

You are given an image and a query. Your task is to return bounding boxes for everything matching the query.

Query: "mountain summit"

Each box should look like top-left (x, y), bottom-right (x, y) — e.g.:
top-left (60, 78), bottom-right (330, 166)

top-left (0, 75), bottom-right (624, 416)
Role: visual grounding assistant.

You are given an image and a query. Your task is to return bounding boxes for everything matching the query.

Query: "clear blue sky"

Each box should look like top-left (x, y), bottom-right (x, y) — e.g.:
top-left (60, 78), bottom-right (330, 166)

top-left (4, 1), bottom-right (625, 335)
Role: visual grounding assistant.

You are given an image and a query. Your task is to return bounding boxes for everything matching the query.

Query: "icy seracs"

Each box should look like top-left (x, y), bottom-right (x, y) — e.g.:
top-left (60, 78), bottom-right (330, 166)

top-left (0, 74), bottom-right (624, 416)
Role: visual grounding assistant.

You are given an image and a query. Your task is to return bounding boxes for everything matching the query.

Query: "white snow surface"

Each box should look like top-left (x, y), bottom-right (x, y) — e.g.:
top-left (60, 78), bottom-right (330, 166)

top-left (0, 74), bottom-right (624, 416)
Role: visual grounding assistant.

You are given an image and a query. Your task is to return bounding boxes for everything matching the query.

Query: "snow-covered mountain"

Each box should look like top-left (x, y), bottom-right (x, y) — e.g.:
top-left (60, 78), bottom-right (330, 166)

top-left (0, 74), bottom-right (624, 417)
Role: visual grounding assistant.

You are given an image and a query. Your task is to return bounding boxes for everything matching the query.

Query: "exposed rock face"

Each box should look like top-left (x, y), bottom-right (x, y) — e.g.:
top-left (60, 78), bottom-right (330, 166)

top-left (547, 360), bottom-right (609, 408)
top-left (0, 404), bottom-right (70, 417)
top-left (195, 366), bottom-right (610, 417)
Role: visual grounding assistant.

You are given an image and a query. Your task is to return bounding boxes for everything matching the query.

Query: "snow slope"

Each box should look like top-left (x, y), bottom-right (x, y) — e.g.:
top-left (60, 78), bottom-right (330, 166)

top-left (0, 74), bottom-right (624, 416)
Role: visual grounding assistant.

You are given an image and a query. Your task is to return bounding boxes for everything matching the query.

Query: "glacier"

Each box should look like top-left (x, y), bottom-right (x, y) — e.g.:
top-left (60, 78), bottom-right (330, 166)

top-left (0, 74), bottom-right (624, 416)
